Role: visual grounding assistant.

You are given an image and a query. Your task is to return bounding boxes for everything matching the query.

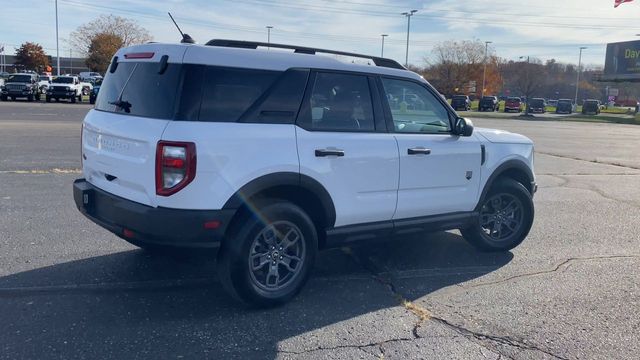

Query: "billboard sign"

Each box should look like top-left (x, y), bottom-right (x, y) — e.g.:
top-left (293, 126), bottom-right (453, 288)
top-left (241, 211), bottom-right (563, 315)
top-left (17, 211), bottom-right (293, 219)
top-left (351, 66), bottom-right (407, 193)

top-left (604, 40), bottom-right (640, 80)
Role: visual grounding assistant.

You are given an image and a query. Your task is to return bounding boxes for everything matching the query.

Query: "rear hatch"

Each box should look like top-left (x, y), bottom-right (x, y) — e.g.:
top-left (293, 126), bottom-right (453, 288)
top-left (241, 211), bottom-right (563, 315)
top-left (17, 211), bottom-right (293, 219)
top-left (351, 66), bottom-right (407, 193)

top-left (82, 44), bottom-right (188, 207)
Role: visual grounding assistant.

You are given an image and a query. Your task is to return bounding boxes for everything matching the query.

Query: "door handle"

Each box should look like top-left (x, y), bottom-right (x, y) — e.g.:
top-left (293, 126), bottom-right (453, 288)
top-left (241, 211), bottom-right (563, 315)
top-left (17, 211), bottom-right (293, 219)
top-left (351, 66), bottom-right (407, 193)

top-left (407, 147), bottom-right (431, 155)
top-left (315, 149), bottom-right (345, 157)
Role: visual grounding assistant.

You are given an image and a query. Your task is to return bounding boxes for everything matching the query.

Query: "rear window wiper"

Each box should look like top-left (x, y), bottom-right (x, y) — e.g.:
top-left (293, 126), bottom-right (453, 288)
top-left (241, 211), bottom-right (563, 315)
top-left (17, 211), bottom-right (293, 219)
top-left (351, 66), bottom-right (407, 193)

top-left (109, 99), bottom-right (132, 113)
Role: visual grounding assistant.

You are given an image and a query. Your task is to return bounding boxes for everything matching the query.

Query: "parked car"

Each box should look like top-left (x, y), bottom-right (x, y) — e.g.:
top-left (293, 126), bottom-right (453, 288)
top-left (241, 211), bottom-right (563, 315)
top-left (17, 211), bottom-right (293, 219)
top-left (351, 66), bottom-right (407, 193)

top-left (73, 40), bottom-right (536, 307)
top-left (555, 99), bottom-right (574, 114)
top-left (582, 99), bottom-right (601, 115)
top-left (478, 96), bottom-right (499, 112)
top-left (547, 99), bottom-right (558, 107)
top-left (37, 75), bottom-right (53, 94)
top-left (0, 73), bottom-right (41, 101)
top-left (504, 97), bottom-right (522, 112)
top-left (89, 78), bottom-right (102, 104)
top-left (528, 98), bottom-right (546, 113)
top-left (451, 95), bottom-right (471, 111)
top-left (46, 75), bottom-right (84, 103)
top-left (79, 71), bottom-right (103, 82)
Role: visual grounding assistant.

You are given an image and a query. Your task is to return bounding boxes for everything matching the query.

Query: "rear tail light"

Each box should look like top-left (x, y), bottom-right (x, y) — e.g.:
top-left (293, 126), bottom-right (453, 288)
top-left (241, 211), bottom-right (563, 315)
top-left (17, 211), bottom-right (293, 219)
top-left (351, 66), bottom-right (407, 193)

top-left (156, 141), bottom-right (196, 196)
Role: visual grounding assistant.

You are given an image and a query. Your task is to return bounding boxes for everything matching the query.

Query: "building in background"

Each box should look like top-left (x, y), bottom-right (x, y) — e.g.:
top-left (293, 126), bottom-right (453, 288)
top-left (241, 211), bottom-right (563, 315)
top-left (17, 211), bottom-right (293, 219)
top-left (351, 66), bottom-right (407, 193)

top-left (0, 54), bottom-right (89, 74)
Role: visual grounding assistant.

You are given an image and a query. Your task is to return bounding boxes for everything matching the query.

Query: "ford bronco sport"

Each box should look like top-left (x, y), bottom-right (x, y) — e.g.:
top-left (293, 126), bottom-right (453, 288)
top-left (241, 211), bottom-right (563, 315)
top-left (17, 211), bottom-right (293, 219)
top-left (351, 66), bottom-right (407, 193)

top-left (73, 40), bottom-right (536, 307)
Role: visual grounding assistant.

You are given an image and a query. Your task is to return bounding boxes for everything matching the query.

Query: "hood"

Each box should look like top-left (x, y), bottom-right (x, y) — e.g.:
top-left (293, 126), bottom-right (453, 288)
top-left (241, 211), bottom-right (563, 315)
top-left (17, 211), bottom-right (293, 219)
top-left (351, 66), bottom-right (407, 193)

top-left (475, 127), bottom-right (533, 144)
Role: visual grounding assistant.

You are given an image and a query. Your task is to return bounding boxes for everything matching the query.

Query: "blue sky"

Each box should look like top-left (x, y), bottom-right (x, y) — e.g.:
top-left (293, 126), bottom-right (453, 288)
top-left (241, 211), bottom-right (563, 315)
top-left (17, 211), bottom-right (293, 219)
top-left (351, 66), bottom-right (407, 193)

top-left (2, 0), bottom-right (640, 68)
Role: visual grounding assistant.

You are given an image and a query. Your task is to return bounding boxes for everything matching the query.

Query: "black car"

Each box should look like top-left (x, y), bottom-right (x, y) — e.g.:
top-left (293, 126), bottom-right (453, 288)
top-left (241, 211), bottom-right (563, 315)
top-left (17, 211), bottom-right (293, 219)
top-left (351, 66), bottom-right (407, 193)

top-left (582, 100), bottom-right (601, 115)
top-left (451, 95), bottom-right (471, 111)
top-left (479, 96), bottom-right (499, 111)
top-left (528, 98), bottom-right (546, 113)
top-left (89, 79), bottom-right (102, 104)
top-left (0, 73), bottom-right (41, 101)
top-left (555, 99), bottom-right (573, 114)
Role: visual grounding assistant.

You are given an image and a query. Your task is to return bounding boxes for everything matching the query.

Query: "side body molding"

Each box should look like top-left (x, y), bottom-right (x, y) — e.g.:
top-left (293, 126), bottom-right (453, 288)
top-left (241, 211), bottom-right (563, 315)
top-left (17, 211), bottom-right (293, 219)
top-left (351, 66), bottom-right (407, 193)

top-left (222, 172), bottom-right (337, 228)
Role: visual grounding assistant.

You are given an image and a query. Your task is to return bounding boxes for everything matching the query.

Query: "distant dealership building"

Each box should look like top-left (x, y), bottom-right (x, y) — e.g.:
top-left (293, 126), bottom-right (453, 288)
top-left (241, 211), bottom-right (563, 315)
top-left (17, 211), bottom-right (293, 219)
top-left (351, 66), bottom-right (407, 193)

top-left (0, 54), bottom-right (90, 74)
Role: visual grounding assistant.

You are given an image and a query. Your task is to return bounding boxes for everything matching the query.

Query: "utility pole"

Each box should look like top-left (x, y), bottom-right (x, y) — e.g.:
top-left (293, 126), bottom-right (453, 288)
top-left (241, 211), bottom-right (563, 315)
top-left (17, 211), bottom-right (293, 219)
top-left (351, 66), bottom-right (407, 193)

top-left (481, 41), bottom-right (492, 98)
top-left (401, 10), bottom-right (417, 67)
top-left (380, 34), bottom-right (388, 57)
top-left (55, 0), bottom-right (60, 76)
top-left (266, 26), bottom-right (273, 49)
top-left (574, 47), bottom-right (587, 107)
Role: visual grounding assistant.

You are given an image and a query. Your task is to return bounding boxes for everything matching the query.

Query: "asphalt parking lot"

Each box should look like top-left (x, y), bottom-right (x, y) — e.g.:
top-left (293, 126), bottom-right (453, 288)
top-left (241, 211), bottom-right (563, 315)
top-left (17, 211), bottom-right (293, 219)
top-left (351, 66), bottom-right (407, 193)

top-left (1, 101), bottom-right (639, 359)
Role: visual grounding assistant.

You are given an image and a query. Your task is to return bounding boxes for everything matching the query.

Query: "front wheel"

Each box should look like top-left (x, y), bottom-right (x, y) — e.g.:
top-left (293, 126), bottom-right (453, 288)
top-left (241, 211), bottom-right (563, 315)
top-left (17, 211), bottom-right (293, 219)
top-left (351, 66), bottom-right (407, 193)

top-left (217, 202), bottom-right (317, 307)
top-left (461, 178), bottom-right (534, 252)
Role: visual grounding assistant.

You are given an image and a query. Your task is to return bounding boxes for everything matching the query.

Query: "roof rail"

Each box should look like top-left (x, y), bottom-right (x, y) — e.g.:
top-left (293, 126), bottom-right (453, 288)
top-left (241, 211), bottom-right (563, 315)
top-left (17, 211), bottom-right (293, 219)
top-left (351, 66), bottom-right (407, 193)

top-left (205, 39), bottom-right (406, 70)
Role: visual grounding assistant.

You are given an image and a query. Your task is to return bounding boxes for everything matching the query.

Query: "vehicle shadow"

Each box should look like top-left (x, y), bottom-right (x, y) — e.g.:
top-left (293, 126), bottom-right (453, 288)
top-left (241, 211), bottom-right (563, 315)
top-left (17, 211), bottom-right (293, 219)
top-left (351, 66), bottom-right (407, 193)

top-left (0, 231), bottom-right (512, 359)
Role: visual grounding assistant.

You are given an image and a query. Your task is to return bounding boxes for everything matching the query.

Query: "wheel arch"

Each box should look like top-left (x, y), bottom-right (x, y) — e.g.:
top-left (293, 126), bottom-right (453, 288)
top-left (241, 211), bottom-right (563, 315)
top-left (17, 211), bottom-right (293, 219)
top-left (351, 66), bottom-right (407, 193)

top-left (477, 160), bottom-right (534, 210)
top-left (222, 172), bottom-right (336, 247)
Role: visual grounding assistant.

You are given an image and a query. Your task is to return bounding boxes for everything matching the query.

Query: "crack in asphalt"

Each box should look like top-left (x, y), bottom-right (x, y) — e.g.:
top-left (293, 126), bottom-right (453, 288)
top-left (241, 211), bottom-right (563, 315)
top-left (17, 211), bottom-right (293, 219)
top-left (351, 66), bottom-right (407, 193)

top-left (463, 255), bottom-right (640, 290)
top-left (277, 336), bottom-right (413, 358)
top-left (537, 152), bottom-right (640, 171)
top-left (550, 174), bottom-right (640, 209)
top-left (337, 247), bottom-right (625, 360)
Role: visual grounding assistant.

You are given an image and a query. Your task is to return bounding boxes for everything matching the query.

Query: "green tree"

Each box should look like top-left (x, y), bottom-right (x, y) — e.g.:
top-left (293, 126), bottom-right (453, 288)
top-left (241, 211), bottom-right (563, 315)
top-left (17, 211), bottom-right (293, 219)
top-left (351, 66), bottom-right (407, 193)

top-left (85, 33), bottom-right (124, 73)
top-left (14, 42), bottom-right (49, 71)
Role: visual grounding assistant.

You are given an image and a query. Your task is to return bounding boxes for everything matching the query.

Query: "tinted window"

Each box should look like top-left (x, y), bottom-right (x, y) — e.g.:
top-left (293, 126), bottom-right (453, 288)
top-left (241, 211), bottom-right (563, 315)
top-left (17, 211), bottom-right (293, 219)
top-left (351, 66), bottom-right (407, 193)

top-left (96, 62), bottom-right (181, 119)
top-left (199, 67), bottom-right (279, 122)
top-left (8, 75), bottom-right (31, 83)
top-left (381, 78), bottom-right (451, 134)
top-left (300, 72), bottom-right (375, 132)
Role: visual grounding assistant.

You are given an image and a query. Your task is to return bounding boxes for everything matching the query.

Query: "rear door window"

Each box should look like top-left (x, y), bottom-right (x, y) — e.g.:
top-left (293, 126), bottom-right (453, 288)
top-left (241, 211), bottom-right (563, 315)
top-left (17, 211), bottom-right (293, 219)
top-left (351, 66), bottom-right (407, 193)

top-left (298, 72), bottom-right (375, 132)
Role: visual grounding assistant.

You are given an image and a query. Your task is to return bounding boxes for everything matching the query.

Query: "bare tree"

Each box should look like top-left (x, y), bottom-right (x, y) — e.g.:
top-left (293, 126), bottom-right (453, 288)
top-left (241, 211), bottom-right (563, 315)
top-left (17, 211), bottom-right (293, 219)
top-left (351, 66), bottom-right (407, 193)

top-left (423, 40), bottom-right (499, 97)
top-left (69, 15), bottom-right (152, 56)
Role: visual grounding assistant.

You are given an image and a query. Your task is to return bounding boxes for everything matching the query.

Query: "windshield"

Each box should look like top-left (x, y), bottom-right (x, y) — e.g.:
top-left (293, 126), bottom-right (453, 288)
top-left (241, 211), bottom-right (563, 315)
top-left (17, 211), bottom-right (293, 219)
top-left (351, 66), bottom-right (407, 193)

top-left (52, 77), bottom-right (74, 84)
top-left (7, 75), bottom-right (31, 83)
top-left (531, 99), bottom-right (544, 106)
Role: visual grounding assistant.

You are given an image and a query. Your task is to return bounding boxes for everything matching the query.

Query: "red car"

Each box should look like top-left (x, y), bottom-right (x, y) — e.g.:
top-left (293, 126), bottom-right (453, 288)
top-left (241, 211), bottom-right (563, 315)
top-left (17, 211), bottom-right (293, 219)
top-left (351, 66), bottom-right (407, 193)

top-left (504, 97), bottom-right (521, 112)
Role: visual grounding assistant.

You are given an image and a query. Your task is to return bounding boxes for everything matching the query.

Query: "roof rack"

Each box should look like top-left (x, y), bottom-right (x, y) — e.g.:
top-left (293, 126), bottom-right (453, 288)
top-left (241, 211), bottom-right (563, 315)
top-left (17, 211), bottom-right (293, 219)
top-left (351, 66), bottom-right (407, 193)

top-left (205, 39), bottom-right (406, 70)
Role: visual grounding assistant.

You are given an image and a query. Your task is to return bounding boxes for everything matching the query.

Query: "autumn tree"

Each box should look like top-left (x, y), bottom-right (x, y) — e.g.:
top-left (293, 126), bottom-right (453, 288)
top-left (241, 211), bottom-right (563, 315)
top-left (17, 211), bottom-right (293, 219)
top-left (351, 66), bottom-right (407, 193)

top-left (70, 15), bottom-right (152, 56)
top-left (14, 42), bottom-right (49, 71)
top-left (423, 40), bottom-right (501, 97)
top-left (85, 33), bottom-right (124, 73)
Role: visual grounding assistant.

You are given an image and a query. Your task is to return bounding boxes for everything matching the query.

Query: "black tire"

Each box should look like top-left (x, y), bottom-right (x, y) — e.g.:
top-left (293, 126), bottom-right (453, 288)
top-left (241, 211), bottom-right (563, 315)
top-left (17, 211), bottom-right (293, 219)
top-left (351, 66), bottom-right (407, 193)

top-left (71, 95), bottom-right (76, 103)
top-left (35, 93), bottom-right (41, 101)
top-left (217, 201), bottom-right (318, 307)
top-left (461, 178), bottom-right (534, 252)
top-left (27, 94), bottom-right (33, 102)
top-left (0, 95), bottom-right (6, 101)
top-left (89, 97), bottom-right (95, 105)
top-left (46, 96), bottom-right (51, 103)
top-left (10, 96), bottom-right (16, 101)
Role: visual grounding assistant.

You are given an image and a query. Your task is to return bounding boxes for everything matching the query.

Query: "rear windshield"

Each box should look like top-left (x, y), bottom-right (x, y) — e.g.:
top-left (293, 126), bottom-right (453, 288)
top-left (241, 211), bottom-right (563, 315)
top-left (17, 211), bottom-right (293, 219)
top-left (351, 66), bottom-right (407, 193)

top-left (507, 97), bottom-right (520, 101)
top-left (452, 95), bottom-right (466, 99)
top-left (530, 99), bottom-right (544, 106)
top-left (95, 62), bottom-right (280, 121)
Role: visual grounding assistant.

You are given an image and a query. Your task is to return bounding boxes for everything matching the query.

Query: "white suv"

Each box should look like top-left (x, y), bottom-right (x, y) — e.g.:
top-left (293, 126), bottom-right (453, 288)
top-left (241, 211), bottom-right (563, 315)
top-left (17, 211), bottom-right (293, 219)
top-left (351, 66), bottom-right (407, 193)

top-left (73, 40), bottom-right (536, 306)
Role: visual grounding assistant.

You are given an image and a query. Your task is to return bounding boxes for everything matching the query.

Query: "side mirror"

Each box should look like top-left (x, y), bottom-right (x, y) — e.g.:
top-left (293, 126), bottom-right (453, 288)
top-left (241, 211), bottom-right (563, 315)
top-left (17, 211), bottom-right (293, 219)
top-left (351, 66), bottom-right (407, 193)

top-left (454, 117), bottom-right (474, 137)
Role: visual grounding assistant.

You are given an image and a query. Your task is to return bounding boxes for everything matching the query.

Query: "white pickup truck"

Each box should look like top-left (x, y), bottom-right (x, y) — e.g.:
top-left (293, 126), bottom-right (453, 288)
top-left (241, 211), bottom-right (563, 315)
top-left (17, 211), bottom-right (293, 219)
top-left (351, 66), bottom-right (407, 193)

top-left (46, 76), bottom-right (85, 103)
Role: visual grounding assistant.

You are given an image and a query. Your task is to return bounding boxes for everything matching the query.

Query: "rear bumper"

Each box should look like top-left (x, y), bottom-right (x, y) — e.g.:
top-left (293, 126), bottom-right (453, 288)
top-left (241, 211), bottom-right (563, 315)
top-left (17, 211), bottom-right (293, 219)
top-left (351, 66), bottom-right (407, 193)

top-left (73, 178), bottom-right (235, 248)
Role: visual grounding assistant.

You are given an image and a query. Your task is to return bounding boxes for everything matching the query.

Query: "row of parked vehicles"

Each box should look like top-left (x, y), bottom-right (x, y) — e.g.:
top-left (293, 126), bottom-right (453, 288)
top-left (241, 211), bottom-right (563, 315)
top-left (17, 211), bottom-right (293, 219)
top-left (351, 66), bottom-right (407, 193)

top-left (450, 95), bottom-right (603, 115)
top-left (0, 72), bottom-right (102, 104)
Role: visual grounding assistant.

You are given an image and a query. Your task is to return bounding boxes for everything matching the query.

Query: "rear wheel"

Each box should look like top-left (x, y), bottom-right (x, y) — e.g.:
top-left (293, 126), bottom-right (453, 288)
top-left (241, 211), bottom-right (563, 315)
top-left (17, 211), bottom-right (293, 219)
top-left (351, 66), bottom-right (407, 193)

top-left (461, 178), bottom-right (534, 252)
top-left (217, 202), bottom-right (317, 307)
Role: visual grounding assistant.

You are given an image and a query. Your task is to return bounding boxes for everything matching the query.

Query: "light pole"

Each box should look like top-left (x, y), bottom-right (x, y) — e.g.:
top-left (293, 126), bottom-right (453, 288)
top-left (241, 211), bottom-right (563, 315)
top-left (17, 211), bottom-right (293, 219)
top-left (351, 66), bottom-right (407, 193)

top-left (574, 47), bottom-right (587, 107)
top-left (266, 26), bottom-right (273, 47)
top-left (401, 10), bottom-right (417, 67)
top-left (380, 34), bottom-right (388, 57)
top-left (481, 41), bottom-right (492, 98)
top-left (55, 0), bottom-right (60, 76)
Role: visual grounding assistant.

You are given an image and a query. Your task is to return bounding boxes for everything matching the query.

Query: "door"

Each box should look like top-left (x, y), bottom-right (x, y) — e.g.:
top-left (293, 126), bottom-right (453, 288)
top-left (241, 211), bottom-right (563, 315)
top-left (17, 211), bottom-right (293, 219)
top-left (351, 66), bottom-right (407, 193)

top-left (296, 72), bottom-right (399, 227)
top-left (378, 77), bottom-right (482, 220)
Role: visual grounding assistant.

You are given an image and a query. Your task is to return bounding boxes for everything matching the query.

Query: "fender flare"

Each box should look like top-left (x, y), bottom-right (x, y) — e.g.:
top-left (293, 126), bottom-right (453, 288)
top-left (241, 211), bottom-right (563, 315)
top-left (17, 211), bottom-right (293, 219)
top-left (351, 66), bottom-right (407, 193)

top-left (477, 160), bottom-right (534, 208)
top-left (222, 172), bottom-right (337, 227)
